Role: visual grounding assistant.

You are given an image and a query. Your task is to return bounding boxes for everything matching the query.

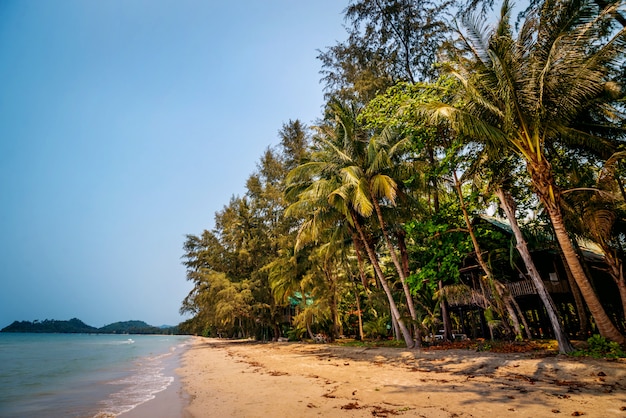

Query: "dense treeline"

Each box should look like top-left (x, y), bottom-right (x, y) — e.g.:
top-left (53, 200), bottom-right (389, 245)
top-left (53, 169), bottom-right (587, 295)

top-left (180, 0), bottom-right (626, 353)
top-left (1, 319), bottom-right (182, 335)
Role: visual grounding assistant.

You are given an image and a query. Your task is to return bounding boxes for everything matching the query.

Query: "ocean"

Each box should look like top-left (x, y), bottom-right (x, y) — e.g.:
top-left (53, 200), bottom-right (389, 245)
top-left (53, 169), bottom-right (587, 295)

top-left (0, 333), bottom-right (191, 418)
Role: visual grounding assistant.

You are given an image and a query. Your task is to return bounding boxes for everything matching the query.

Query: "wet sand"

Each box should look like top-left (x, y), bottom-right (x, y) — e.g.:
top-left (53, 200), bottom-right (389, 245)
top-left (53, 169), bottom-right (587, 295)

top-left (180, 337), bottom-right (626, 418)
top-left (118, 344), bottom-right (191, 418)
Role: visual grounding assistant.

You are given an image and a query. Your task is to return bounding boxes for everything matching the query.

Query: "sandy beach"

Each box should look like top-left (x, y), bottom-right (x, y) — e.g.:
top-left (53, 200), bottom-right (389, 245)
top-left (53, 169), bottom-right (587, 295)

top-left (178, 337), bottom-right (626, 418)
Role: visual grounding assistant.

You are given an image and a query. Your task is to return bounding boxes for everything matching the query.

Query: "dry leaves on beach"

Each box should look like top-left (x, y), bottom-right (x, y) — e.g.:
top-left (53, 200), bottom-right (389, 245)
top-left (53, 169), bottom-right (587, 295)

top-left (180, 338), bottom-right (626, 418)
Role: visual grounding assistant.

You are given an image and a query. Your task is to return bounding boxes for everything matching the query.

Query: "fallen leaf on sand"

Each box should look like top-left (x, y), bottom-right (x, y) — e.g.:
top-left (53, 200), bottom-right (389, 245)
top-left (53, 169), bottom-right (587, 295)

top-left (341, 402), bottom-right (361, 410)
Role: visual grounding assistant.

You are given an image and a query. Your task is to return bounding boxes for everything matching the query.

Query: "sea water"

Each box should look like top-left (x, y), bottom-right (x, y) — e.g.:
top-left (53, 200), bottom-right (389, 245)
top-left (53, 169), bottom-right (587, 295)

top-left (0, 333), bottom-right (191, 418)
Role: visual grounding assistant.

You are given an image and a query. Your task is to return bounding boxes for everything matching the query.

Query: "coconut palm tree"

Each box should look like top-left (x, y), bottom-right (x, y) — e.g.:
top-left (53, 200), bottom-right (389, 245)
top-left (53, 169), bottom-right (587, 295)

top-left (560, 151), bottom-right (626, 322)
top-left (420, 0), bottom-right (626, 343)
top-left (286, 100), bottom-right (416, 347)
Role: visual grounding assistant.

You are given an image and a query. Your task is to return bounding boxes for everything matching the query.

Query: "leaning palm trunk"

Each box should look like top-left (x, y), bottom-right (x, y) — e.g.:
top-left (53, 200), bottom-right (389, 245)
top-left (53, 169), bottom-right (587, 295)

top-left (496, 188), bottom-right (575, 353)
top-left (528, 161), bottom-right (625, 344)
top-left (351, 212), bottom-right (414, 347)
top-left (509, 295), bottom-right (533, 339)
top-left (600, 245), bottom-right (626, 323)
top-left (559, 250), bottom-right (590, 337)
top-left (306, 318), bottom-right (314, 340)
top-left (353, 281), bottom-right (365, 340)
top-left (352, 232), bottom-right (371, 289)
top-left (323, 261), bottom-right (340, 342)
top-left (452, 172), bottom-right (523, 338)
top-left (439, 280), bottom-right (454, 341)
top-left (371, 197), bottom-right (421, 347)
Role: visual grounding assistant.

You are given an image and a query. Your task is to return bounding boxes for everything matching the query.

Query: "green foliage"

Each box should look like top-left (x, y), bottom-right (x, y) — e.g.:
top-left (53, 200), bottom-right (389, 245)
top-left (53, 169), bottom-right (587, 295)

top-left (336, 338), bottom-right (407, 348)
top-left (405, 204), bottom-right (473, 293)
top-left (180, 1), bottom-right (626, 345)
top-left (360, 78), bottom-right (457, 132)
top-left (181, 121), bottom-right (313, 339)
top-left (318, 0), bottom-right (454, 103)
top-left (286, 326), bottom-right (306, 341)
top-left (363, 316), bottom-right (390, 339)
top-left (572, 335), bottom-right (626, 359)
top-left (97, 320), bottom-right (165, 334)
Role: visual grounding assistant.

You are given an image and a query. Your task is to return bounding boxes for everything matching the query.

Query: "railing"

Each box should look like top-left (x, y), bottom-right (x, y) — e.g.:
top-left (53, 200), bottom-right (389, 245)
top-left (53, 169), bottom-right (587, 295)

top-left (507, 280), bottom-right (537, 297)
top-left (506, 279), bottom-right (570, 297)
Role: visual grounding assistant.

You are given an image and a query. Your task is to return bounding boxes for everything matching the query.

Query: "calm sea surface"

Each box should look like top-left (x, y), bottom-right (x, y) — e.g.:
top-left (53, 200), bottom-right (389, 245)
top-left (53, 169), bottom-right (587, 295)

top-left (0, 333), bottom-right (191, 418)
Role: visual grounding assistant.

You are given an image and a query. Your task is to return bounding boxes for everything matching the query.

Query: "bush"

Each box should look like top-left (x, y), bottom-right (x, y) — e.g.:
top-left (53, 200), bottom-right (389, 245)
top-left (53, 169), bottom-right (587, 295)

top-left (363, 316), bottom-right (390, 340)
top-left (573, 335), bottom-right (626, 359)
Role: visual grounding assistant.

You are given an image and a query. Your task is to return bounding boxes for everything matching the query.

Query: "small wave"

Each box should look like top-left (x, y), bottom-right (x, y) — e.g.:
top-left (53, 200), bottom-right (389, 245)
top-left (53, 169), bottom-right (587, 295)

top-left (95, 358), bottom-right (173, 417)
top-left (92, 339), bottom-right (138, 346)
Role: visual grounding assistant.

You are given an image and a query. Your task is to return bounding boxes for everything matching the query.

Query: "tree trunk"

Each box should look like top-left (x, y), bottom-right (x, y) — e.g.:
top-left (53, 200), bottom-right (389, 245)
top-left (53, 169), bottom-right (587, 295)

top-left (528, 161), bottom-right (625, 344)
top-left (509, 295), bottom-right (533, 339)
top-left (439, 280), bottom-right (453, 341)
top-left (352, 232), bottom-right (371, 289)
top-left (396, 229), bottom-right (410, 278)
top-left (351, 232), bottom-right (368, 340)
top-left (351, 212), bottom-right (414, 347)
top-left (371, 196), bottom-right (421, 347)
top-left (559, 250), bottom-right (589, 337)
top-left (453, 172), bottom-right (522, 338)
top-left (274, 323), bottom-right (281, 342)
top-left (496, 188), bottom-right (574, 353)
top-left (306, 317), bottom-right (315, 340)
top-left (397, 228), bottom-right (422, 347)
top-left (618, 278), bottom-right (626, 328)
top-left (324, 263), bottom-right (339, 342)
top-left (600, 246), bottom-right (626, 322)
top-left (353, 281), bottom-right (365, 340)
top-left (499, 282), bottom-right (523, 339)
top-left (391, 310), bottom-right (400, 341)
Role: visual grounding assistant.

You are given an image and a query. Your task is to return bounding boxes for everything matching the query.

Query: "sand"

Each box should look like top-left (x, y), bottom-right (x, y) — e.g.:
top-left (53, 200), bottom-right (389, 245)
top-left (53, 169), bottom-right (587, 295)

top-left (179, 337), bottom-right (626, 418)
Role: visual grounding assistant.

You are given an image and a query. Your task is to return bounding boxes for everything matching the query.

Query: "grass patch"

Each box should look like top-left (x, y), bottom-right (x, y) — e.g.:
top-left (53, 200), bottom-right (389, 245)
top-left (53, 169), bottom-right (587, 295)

top-left (333, 338), bottom-right (561, 353)
top-left (336, 339), bottom-right (410, 348)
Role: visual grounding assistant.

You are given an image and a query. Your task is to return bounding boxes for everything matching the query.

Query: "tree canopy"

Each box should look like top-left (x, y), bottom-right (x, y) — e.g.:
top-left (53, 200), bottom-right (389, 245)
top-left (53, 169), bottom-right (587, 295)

top-left (180, 0), bottom-right (626, 351)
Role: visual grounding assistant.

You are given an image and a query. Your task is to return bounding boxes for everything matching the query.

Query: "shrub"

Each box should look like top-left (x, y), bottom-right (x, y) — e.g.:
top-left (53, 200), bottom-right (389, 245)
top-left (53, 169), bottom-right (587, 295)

top-left (363, 316), bottom-right (390, 340)
top-left (573, 335), bottom-right (626, 359)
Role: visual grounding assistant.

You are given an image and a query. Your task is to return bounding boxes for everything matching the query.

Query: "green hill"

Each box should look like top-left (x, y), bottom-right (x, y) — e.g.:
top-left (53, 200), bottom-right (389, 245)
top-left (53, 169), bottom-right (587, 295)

top-left (1, 318), bottom-right (98, 333)
top-left (98, 320), bottom-right (162, 334)
top-left (1, 318), bottom-right (183, 334)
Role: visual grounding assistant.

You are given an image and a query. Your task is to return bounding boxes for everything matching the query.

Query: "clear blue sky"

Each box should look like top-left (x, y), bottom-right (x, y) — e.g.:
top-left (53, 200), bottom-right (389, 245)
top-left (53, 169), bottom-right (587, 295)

top-left (0, 0), bottom-right (347, 328)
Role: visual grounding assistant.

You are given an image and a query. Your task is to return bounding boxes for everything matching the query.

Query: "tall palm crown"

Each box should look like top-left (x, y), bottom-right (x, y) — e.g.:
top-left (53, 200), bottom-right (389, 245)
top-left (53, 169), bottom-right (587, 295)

top-left (286, 99), bottom-right (417, 347)
top-left (423, 0), bottom-right (626, 342)
top-left (449, 0), bottom-right (624, 173)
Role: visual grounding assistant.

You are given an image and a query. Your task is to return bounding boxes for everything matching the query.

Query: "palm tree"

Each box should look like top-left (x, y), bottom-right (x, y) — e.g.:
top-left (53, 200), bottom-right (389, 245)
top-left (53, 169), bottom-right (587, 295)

top-left (326, 100), bottom-right (423, 346)
top-left (420, 0), bottom-right (626, 343)
top-left (561, 151), bottom-right (626, 321)
top-left (348, 125), bottom-right (423, 344)
top-left (286, 100), bottom-right (416, 347)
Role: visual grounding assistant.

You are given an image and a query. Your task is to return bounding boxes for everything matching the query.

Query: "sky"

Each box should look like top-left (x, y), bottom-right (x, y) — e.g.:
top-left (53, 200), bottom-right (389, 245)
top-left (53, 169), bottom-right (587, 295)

top-left (0, 0), bottom-right (348, 328)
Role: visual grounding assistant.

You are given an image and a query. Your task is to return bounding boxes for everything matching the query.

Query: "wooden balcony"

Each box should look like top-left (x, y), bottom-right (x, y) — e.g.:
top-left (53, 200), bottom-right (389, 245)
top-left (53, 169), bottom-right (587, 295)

top-left (506, 279), bottom-right (570, 297)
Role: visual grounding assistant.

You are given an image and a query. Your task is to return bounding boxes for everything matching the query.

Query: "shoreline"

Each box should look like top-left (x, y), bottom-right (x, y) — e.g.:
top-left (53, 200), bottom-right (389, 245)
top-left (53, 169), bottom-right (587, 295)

top-left (117, 338), bottom-right (193, 418)
top-left (180, 337), bottom-right (626, 417)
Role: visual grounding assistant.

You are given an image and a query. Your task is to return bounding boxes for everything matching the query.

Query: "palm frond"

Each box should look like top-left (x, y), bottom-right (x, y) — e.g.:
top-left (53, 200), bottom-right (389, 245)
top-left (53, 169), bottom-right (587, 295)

top-left (370, 174), bottom-right (398, 204)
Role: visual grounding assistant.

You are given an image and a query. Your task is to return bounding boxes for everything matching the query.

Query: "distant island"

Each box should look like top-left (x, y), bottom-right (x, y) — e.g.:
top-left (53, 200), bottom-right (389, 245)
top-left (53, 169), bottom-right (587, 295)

top-left (0, 318), bottom-right (184, 335)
